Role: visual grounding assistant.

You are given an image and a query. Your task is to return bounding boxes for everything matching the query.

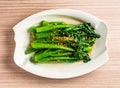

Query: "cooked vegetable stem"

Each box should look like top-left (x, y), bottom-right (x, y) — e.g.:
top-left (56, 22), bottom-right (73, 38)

top-left (25, 20), bottom-right (100, 63)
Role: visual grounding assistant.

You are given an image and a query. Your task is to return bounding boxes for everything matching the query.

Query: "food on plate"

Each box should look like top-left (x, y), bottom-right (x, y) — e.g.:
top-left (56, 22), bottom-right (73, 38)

top-left (25, 20), bottom-right (100, 63)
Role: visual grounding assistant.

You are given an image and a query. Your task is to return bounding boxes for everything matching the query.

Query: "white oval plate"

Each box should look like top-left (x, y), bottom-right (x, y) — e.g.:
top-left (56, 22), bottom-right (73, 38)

top-left (13, 9), bottom-right (108, 79)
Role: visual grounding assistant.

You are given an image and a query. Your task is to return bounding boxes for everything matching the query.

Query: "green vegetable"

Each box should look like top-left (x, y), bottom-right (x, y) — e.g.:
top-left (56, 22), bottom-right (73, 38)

top-left (25, 20), bottom-right (100, 63)
top-left (25, 47), bottom-right (36, 54)
top-left (36, 25), bottom-right (74, 32)
top-left (34, 50), bottom-right (63, 62)
top-left (31, 41), bottom-right (74, 51)
top-left (84, 46), bottom-right (92, 52)
top-left (36, 32), bottom-right (51, 39)
top-left (50, 52), bottom-right (72, 56)
top-left (41, 20), bottom-right (66, 26)
top-left (29, 26), bottom-right (37, 32)
top-left (36, 57), bottom-right (75, 63)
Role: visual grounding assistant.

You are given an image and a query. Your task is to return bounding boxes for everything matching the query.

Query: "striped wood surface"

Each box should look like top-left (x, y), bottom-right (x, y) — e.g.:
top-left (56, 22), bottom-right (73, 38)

top-left (0, 0), bottom-right (120, 88)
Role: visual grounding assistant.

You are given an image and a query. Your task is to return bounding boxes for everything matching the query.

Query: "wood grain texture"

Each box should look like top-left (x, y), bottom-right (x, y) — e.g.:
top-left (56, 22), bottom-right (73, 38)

top-left (0, 0), bottom-right (120, 88)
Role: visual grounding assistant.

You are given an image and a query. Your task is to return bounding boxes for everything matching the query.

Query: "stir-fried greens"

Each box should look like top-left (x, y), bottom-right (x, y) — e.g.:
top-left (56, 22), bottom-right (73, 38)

top-left (25, 20), bottom-right (100, 63)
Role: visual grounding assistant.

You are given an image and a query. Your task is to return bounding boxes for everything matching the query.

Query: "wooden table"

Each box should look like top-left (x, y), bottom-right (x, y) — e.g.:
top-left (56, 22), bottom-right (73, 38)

top-left (0, 0), bottom-right (120, 88)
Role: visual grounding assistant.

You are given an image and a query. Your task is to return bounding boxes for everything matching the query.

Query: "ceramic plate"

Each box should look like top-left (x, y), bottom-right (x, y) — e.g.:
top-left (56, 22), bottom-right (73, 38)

top-left (13, 9), bottom-right (108, 79)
